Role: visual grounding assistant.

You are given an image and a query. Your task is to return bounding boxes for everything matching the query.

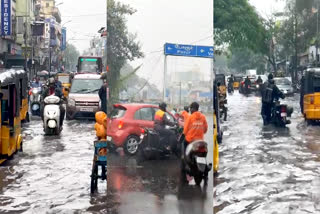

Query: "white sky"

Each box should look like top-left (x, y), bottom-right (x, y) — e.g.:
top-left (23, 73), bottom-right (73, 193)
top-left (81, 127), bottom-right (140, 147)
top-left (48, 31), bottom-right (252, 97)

top-left (58, 0), bottom-right (106, 53)
top-left (117, 0), bottom-right (213, 89)
top-left (249, 0), bottom-right (285, 17)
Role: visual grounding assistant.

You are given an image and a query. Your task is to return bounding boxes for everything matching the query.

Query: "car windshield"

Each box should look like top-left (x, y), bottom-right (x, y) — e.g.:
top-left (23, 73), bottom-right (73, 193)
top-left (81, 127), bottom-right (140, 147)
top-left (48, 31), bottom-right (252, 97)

top-left (275, 78), bottom-right (291, 85)
top-left (58, 75), bottom-right (70, 84)
top-left (70, 79), bottom-right (103, 94)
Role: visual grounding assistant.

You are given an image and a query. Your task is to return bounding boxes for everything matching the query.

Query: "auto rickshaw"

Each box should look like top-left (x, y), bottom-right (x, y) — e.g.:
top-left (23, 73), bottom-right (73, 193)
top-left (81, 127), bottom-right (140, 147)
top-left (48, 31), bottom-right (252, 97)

top-left (216, 74), bottom-right (226, 97)
top-left (57, 73), bottom-right (72, 98)
top-left (233, 76), bottom-right (243, 90)
top-left (301, 68), bottom-right (320, 123)
top-left (0, 69), bottom-right (23, 164)
top-left (16, 70), bottom-right (29, 123)
top-left (213, 80), bottom-right (222, 176)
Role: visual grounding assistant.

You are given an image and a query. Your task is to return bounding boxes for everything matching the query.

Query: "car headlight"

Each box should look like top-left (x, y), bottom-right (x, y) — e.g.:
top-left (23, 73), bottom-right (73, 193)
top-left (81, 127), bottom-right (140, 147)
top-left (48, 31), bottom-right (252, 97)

top-left (68, 98), bottom-right (76, 106)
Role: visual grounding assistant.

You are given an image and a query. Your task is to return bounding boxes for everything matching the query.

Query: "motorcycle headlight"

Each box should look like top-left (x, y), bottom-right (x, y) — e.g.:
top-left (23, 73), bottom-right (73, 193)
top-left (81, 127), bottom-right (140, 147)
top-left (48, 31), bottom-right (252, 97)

top-left (68, 98), bottom-right (76, 106)
top-left (32, 89), bottom-right (38, 94)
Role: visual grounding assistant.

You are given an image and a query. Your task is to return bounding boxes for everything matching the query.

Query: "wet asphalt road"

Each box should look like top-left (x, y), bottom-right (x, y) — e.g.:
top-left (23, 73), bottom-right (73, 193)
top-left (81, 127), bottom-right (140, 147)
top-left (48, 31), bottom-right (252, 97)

top-left (106, 115), bottom-right (213, 214)
top-left (0, 115), bottom-right (212, 213)
top-left (214, 92), bottom-right (320, 214)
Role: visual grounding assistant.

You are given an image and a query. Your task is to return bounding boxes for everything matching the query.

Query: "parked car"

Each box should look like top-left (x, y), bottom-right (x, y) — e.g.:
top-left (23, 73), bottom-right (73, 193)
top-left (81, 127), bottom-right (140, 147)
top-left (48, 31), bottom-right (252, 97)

top-left (66, 73), bottom-right (103, 119)
top-left (274, 77), bottom-right (294, 96)
top-left (106, 103), bottom-right (183, 155)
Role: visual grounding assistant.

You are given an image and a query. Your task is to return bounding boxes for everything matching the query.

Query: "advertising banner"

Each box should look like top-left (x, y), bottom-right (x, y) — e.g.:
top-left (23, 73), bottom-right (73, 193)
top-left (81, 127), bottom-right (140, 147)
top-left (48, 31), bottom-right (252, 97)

top-left (1, 0), bottom-right (12, 36)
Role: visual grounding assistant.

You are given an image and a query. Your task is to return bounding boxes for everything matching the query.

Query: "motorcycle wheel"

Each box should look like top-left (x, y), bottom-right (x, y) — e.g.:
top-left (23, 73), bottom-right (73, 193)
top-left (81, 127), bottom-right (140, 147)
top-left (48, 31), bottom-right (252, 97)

top-left (90, 162), bottom-right (98, 194)
top-left (194, 174), bottom-right (203, 186)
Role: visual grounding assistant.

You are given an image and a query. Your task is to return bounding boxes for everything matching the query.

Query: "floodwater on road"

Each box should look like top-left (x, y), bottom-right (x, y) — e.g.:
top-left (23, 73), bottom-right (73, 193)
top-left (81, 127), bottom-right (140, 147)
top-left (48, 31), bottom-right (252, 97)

top-left (106, 115), bottom-right (213, 214)
top-left (214, 92), bottom-right (320, 214)
top-left (0, 115), bottom-right (213, 214)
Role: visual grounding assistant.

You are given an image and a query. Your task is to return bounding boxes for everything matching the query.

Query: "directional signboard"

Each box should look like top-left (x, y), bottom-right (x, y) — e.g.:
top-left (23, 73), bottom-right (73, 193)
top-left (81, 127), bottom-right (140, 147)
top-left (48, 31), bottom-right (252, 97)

top-left (164, 43), bottom-right (213, 58)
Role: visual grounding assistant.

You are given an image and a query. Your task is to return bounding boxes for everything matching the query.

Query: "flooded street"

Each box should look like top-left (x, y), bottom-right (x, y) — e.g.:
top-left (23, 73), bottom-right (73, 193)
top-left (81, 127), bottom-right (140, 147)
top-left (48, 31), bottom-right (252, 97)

top-left (0, 118), bottom-right (107, 213)
top-left (214, 92), bottom-right (320, 213)
top-left (106, 115), bottom-right (213, 214)
top-left (0, 116), bottom-right (212, 213)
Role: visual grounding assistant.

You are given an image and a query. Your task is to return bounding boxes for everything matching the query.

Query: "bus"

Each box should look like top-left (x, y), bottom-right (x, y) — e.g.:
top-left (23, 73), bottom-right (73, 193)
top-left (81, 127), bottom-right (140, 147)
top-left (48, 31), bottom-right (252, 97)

top-left (77, 56), bottom-right (103, 74)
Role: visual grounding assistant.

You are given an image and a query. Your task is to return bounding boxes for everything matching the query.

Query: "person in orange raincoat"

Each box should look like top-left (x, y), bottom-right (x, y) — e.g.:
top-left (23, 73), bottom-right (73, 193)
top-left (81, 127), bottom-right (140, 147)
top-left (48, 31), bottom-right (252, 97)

top-left (180, 106), bottom-right (190, 122)
top-left (183, 102), bottom-right (208, 144)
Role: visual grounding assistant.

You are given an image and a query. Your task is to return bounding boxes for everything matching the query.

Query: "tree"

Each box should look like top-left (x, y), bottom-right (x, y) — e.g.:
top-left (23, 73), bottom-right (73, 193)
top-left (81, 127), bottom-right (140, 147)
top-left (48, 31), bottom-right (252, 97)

top-left (64, 43), bottom-right (80, 71)
top-left (107, 0), bottom-right (144, 104)
top-left (214, 0), bottom-right (266, 53)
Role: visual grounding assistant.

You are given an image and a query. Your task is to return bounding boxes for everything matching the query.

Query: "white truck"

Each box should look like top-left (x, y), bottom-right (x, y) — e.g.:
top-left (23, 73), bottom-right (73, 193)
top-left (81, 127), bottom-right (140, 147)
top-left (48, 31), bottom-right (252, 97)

top-left (246, 69), bottom-right (257, 77)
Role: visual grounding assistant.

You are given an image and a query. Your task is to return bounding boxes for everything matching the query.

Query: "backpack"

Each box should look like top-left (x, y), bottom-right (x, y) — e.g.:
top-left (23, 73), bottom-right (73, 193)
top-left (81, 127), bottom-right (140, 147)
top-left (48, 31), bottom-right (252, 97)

top-left (262, 82), bottom-right (274, 103)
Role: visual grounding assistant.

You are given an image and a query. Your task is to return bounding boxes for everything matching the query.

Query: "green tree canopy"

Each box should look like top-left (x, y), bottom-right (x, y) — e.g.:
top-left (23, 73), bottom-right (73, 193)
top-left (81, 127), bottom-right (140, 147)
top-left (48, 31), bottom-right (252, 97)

top-left (64, 43), bottom-right (80, 71)
top-left (107, 0), bottom-right (144, 102)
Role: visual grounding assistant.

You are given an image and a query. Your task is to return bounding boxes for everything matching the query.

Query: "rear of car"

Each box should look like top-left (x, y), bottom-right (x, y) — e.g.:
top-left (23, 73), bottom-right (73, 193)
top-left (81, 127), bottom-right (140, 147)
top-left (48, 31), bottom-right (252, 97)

top-left (66, 74), bottom-right (103, 119)
top-left (107, 103), bottom-right (178, 155)
top-left (274, 78), bottom-right (294, 96)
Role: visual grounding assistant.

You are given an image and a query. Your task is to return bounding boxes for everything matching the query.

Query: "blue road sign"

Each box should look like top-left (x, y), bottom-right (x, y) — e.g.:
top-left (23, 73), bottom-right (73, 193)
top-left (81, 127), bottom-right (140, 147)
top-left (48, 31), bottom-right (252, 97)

top-left (164, 43), bottom-right (213, 58)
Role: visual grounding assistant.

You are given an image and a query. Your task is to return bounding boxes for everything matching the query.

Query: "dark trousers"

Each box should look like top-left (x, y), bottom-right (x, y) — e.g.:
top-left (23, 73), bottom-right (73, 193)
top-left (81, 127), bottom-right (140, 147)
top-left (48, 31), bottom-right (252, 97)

top-left (261, 102), bottom-right (272, 125)
top-left (155, 126), bottom-right (176, 149)
top-left (101, 100), bottom-right (107, 113)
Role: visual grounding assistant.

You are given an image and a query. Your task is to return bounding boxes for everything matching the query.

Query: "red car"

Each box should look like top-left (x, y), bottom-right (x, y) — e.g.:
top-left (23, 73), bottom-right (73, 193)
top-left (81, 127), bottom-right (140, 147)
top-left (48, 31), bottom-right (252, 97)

top-left (107, 103), bottom-right (183, 155)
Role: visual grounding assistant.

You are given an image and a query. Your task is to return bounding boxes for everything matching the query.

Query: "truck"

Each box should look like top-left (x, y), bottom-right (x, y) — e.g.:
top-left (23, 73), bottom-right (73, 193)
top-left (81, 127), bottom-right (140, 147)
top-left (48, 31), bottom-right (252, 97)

top-left (246, 69), bottom-right (257, 77)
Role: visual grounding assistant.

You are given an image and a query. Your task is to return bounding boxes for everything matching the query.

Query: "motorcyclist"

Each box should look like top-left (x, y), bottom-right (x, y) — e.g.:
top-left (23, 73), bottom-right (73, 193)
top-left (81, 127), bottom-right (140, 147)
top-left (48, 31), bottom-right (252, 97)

top-left (41, 77), bottom-right (65, 127)
top-left (54, 75), bottom-right (63, 89)
top-left (300, 75), bottom-right (305, 114)
top-left (256, 76), bottom-right (263, 85)
top-left (154, 102), bottom-right (177, 151)
top-left (31, 77), bottom-right (41, 88)
top-left (183, 102), bottom-right (208, 145)
top-left (180, 106), bottom-right (190, 122)
top-left (244, 76), bottom-right (251, 94)
top-left (228, 74), bottom-right (234, 92)
top-left (261, 73), bottom-right (285, 125)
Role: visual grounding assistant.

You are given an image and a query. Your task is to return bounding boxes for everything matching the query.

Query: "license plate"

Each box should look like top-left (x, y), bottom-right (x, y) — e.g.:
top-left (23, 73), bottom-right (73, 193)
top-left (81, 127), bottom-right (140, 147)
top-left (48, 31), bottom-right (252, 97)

top-left (196, 157), bottom-right (206, 164)
top-left (80, 107), bottom-right (93, 112)
top-left (281, 112), bottom-right (287, 117)
top-left (107, 136), bottom-right (112, 141)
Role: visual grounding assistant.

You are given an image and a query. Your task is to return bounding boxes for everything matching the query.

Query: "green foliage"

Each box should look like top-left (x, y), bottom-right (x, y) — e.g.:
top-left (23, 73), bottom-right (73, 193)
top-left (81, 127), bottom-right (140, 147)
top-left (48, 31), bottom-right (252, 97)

top-left (107, 0), bottom-right (144, 103)
top-left (214, 0), bottom-right (266, 53)
top-left (64, 43), bottom-right (80, 71)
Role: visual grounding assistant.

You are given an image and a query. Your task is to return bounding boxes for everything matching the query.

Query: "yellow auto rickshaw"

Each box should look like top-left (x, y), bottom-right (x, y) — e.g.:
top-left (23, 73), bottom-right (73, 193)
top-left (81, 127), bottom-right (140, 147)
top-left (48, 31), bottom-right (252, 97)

top-left (0, 69), bottom-right (23, 164)
top-left (233, 76), bottom-right (243, 90)
top-left (16, 70), bottom-right (29, 123)
top-left (302, 68), bottom-right (320, 123)
top-left (57, 73), bottom-right (72, 98)
top-left (216, 74), bottom-right (226, 97)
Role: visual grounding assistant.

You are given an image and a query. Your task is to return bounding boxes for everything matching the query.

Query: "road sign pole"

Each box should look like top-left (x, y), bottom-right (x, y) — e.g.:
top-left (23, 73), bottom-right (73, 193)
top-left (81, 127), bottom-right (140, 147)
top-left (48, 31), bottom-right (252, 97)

top-left (163, 55), bottom-right (167, 101)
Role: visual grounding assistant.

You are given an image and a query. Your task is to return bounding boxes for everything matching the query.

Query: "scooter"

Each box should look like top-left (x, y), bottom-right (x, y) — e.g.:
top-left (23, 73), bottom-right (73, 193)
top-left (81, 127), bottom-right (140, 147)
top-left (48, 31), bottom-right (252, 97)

top-left (139, 124), bottom-right (183, 160)
top-left (271, 99), bottom-right (293, 127)
top-left (227, 83), bottom-right (234, 94)
top-left (43, 95), bottom-right (61, 135)
top-left (181, 137), bottom-right (212, 186)
top-left (29, 87), bottom-right (42, 116)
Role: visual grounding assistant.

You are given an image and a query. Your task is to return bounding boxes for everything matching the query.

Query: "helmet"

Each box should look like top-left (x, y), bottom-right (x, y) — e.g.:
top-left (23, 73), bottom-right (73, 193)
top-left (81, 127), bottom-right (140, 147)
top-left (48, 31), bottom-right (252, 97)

top-left (159, 102), bottom-right (167, 110)
top-left (49, 77), bottom-right (55, 85)
top-left (268, 73), bottom-right (274, 80)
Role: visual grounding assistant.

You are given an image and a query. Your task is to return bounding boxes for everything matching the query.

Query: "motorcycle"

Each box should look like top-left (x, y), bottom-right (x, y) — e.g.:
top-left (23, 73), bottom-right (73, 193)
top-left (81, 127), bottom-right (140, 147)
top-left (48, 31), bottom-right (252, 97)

top-left (271, 99), bottom-right (293, 127)
top-left (227, 82), bottom-right (234, 94)
top-left (29, 87), bottom-right (42, 116)
top-left (138, 124), bottom-right (183, 160)
top-left (181, 138), bottom-right (212, 186)
top-left (43, 95), bottom-right (62, 135)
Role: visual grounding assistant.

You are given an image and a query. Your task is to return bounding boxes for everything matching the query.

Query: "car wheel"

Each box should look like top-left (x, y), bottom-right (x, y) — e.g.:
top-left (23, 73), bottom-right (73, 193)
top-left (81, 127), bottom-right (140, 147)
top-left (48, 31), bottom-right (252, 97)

top-left (124, 135), bottom-right (140, 155)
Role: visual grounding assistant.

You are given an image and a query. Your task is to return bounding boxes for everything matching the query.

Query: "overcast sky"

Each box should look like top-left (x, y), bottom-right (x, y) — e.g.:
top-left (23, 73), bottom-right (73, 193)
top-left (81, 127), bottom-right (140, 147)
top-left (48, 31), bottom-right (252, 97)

top-left (116, 0), bottom-right (213, 89)
top-left (58, 0), bottom-right (106, 53)
top-left (249, 0), bottom-right (285, 17)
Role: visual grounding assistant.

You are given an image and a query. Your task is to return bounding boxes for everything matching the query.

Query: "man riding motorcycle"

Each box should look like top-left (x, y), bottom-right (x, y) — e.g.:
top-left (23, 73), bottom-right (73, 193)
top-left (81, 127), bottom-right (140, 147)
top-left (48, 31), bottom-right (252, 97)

top-left (261, 73), bottom-right (285, 125)
top-left (183, 102), bottom-right (208, 145)
top-left (41, 77), bottom-right (65, 127)
top-left (228, 74), bottom-right (235, 92)
top-left (180, 106), bottom-right (190, 122)
top-left (154, 102), bottom-right (177, 151)
top-left (244, 76), bottom-right (251, 94)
